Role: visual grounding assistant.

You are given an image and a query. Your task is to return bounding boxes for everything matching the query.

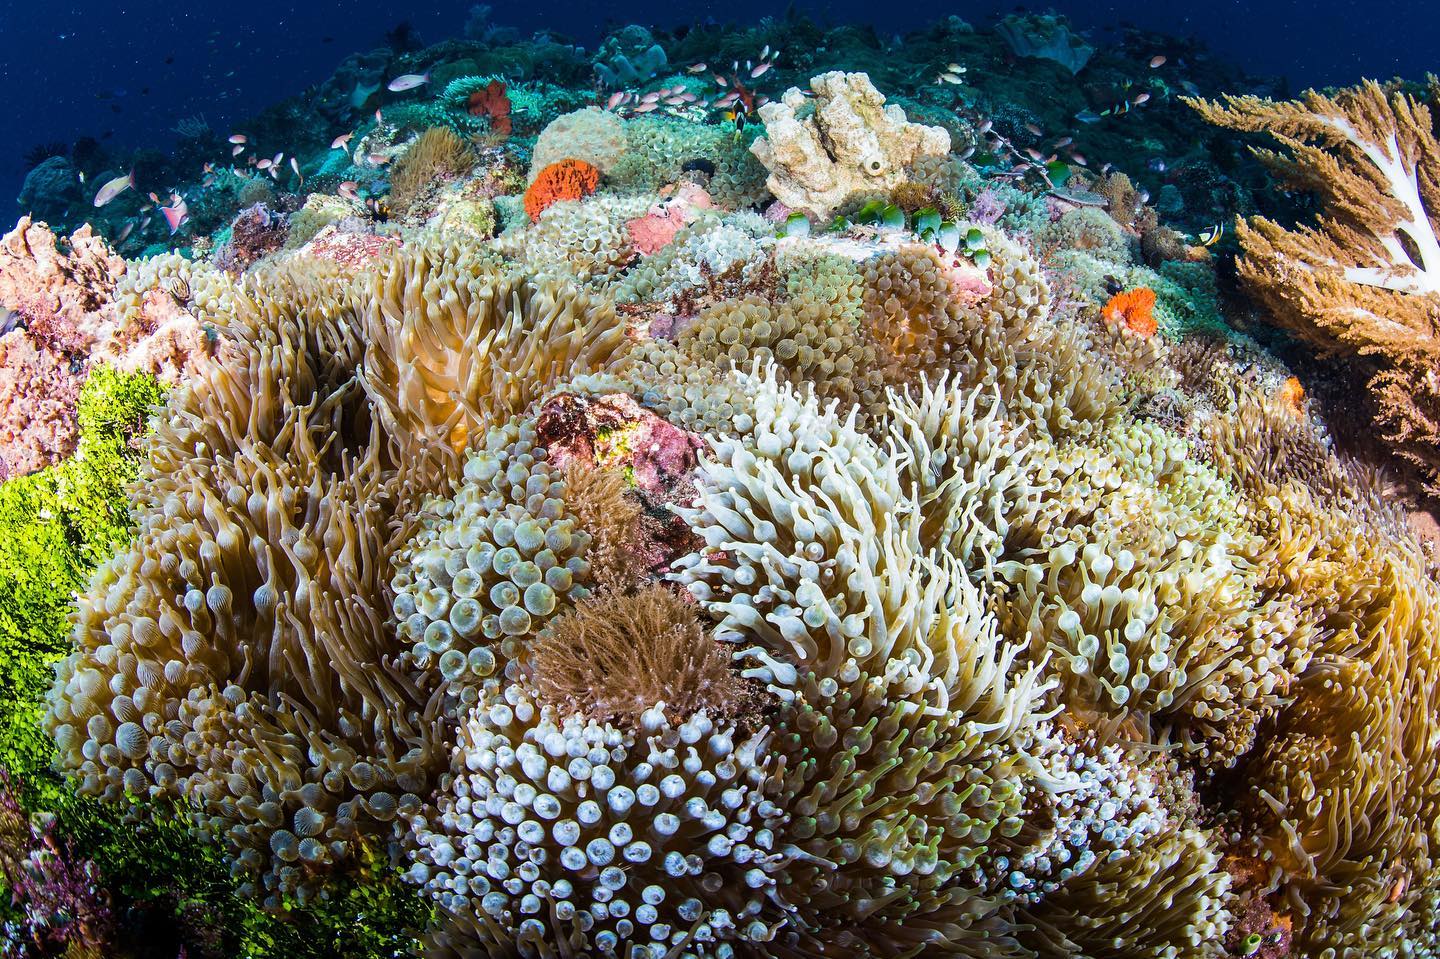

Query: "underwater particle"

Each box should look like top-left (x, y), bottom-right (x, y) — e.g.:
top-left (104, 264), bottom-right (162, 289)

top-left (524, 159), bottom-right (601, 222)
top-left (1101, 287), bottom-right (1158, 338)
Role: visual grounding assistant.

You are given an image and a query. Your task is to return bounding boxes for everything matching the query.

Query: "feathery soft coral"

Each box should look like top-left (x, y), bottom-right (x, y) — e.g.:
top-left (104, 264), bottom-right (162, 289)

top-left (1191, 80), bottom-right (1440, 489)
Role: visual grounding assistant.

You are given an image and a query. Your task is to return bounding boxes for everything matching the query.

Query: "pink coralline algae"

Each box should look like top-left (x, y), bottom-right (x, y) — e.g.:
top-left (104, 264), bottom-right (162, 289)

top-left (941, 253), bottom-right (994, 300)
top-left (0, 330), bottom-right (83, 476)
top-left (0, 217), bottom-right (123, 353)
top-left (300, 224), bottom-right (401, 269)
top-left (626, 182), bottom-right (715, 255)
top-left (536, 391), bottom-right (704, 572)
top-left (0, 217), bottom-right (215, 477)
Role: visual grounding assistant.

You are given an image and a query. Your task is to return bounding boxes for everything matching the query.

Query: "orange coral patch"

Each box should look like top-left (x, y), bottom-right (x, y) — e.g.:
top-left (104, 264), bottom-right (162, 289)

top-left (524, 158), bottom-right (601, 222)
top-left (1102, 286), bottom-right (1158, 337)
top-left (467, 80), bottom-right (512, 137)
top-left (1276, 375), bottom-right (1305, 416)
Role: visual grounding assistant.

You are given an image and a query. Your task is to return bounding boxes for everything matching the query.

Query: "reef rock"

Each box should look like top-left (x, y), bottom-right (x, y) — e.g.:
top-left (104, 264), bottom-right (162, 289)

top-left (0, 216), bottom-right (123, 351)
top-left (750, 71), bottom-right (951, 221)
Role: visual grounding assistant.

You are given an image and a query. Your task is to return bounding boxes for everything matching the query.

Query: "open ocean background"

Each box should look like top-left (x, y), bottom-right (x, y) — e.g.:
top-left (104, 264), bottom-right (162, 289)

top-left (0, 0), bottom-right (1431, 219)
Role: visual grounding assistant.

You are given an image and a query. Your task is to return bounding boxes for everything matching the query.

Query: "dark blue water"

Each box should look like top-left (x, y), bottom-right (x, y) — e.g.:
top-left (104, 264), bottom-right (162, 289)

top-left (0, 0), bottom-right (1430, 221)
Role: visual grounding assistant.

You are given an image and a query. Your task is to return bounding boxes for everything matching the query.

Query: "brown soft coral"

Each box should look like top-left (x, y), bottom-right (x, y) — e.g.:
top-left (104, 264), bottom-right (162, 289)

top-left (1192, 80), bottom-right (1440, 492)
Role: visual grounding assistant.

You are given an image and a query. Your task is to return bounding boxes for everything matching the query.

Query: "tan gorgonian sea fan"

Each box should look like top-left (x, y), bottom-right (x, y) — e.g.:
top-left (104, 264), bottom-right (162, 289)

top-left (526, 584), bottom-right (753, 726)
top-left (1189, 80), bottom-right (1440, 491)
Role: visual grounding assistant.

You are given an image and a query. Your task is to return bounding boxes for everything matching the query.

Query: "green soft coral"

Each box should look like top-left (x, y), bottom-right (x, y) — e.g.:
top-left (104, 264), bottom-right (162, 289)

top-left (0, 366), bottom-right (165, 778)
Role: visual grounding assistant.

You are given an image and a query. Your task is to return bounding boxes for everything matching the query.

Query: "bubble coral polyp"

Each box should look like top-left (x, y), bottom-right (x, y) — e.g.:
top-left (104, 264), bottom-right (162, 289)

top-left (1102, 286), bottom-right (1159, 337)
top-left (524, 158), bottom-right (601, 222)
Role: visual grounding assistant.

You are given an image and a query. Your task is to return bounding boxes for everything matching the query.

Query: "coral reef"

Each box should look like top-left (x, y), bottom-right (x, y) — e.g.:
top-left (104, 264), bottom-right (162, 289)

top-left (750, 72), bottom-right (952, 220)
top-left (4, 15), bottom-right (1440, 959)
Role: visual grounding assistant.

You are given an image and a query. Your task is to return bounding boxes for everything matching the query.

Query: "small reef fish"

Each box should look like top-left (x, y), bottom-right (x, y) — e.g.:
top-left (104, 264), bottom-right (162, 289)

top-left (375, 108), bottom-right (383, 124)
top-left (367, 152), bottom-right (391, 165)
top-left (160, 197), bottom-right (188, 234)
top-left (228, 134), bottom-right (247, 144)
top-left (387, 71), bottom-right (430, 92)
top-left (338, 181), bottom-right (361, 201)
top-left (290, 157), bottom-right (303, 184)
top-left (1074, 109), bottom-right (1103, 124)
top-left (232, 144), bottom-right (245, 156)
top-left (256, 158), bottom-right (272, 170)
top-left (1132, 92), bottom-right (1152, 105)
top-left (751, 62), bottom-right (772, 78)
top-left (606, 91), bottom-right (627, 108)
top-left (633, 102), bottom-right (659, 113)
top-left (330, 133), bottom-right (353, 149)
top-left (937, 72), bottom-right (963, 85)
top-left (1025, 122), bottom-right (1044, 136)
top-left (686, 63), bottom-right (707, 73)
top-left (642, 91), bottom-right (661, 103)
top-left (1149, 55), bottom-right (1167, 68)
top-left (1195, 222), bottom-right (1224, 246)
top-left (1052, 136), bottom-right (1073, 148)
top-left (93, 171), bottom-right (134, 207)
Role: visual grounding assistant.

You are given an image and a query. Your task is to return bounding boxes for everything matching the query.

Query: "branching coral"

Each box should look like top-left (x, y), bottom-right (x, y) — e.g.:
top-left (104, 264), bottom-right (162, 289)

top-left (1191, 81), bottom-right (1440, 490)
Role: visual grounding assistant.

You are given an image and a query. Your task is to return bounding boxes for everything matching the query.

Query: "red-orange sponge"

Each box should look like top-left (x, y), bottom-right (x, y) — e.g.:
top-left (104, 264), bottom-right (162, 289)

top-left (524, 159), bottom-right (600, 222)
top-left (1102, 286), bottom-right (1158, 338)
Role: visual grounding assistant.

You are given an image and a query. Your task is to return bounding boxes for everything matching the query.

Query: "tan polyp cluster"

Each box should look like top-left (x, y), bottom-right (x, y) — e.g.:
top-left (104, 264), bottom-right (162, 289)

top-left (45, 261), bottom-right (445, 908)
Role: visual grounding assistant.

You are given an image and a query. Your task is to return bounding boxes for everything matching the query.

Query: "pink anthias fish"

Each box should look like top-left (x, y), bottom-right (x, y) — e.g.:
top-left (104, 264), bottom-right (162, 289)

top-left (387, 71), bottom-right (430, 92)
top-left (228, 134), bottom-right (247, 144)
top-left (331, 132), bottom-right (353, 150)
top-left (93, 171), bottom-right (135, 207)
top-left (232, 144), bottom-right (245, 156)
top-left (160, 195), bottom-right (188, 234)
top-left (750, 62), bottom-right (772, 78)
top-left (116, 221), bottom-right (135, 244)
top-left (606, 91), bottom-right (627, 109)
top-left (338, 181), bottom-right (361, 201)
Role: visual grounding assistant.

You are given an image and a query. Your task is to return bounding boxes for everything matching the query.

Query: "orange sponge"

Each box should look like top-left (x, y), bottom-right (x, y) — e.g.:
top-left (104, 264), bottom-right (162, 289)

top-left (524, 159), bottom-right (600, 222)
top-left (1101, 287), bottom-right (1158, 337)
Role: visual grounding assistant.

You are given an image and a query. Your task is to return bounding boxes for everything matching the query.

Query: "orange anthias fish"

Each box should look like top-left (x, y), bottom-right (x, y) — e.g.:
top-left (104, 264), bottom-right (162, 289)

top-left (331, 132), bottom-right (353, 150)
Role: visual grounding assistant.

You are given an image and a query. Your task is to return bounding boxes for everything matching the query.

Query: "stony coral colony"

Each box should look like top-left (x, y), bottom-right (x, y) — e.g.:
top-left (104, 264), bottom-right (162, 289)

top-left (17, 63), bottom-right (1440, 959)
